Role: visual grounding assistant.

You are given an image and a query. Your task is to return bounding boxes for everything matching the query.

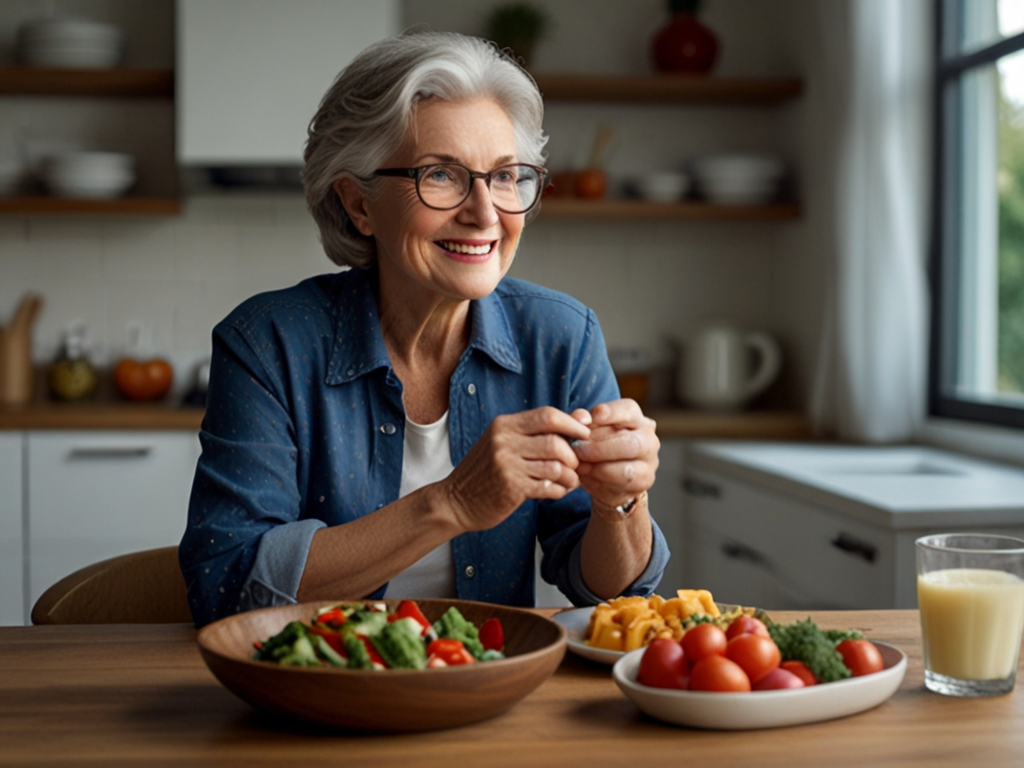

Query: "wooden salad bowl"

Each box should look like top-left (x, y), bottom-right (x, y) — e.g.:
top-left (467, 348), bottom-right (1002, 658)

top-left (197, 598), bottom-right (567, 732)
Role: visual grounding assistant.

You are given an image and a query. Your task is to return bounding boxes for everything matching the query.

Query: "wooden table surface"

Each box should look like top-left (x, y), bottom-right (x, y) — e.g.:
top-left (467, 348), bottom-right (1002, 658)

top-left (2, 610), bottom-right (1022, 767)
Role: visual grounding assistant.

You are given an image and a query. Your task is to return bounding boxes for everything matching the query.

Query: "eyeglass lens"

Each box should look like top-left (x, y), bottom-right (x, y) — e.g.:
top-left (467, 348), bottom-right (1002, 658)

top-left (418, 165), bottom-right (542, 213)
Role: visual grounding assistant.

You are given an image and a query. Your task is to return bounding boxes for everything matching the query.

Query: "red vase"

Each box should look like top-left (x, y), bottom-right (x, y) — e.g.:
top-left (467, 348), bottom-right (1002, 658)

top-left (651, 12), bottom-right (719, 74)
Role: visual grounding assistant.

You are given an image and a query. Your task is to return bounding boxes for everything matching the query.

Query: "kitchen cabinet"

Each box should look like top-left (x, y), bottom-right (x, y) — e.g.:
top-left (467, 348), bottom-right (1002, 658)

top-left (682, 442), bottom-right (1024, 610)
top-left (177, 0), bottom-right (398, 165)
top-left (0, 433), bottom-right (24, 625)
top-left (25, 430), bottom-right (200, 615)
top-left (646, 438), bottom-right (687, 592)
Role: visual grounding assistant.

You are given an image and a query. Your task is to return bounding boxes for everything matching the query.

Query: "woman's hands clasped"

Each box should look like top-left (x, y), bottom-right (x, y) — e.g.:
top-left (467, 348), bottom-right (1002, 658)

top-left (443, 399), bottom-right (659, 534)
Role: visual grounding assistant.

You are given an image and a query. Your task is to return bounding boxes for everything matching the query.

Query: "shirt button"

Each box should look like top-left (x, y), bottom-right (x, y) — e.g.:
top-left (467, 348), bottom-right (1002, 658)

top-left (380, 423), bottom-right (396, 435)
top-left (467, 383), bottom-right (476, 395)
top-left (464, 565), bottom-right (476, 579)
top-left (346, 368), bottom-right (355, 377)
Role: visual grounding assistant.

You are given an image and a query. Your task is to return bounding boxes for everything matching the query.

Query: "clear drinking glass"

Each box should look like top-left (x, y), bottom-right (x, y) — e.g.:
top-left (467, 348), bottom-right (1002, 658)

top-left (916, 533), bottom-right (1024, 697)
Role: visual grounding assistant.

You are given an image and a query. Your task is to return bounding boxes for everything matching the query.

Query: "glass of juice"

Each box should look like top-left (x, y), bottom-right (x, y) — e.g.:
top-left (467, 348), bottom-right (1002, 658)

top-left (916, 533), bottom-right (1024, 697)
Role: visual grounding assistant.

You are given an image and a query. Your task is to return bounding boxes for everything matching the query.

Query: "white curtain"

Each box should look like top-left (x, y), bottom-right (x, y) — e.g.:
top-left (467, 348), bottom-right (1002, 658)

top-left (810, 0), bottom-right (933, 443)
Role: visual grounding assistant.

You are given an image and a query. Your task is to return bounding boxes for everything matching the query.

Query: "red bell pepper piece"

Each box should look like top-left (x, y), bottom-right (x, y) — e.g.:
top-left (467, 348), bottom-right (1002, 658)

top-left (316, 607), bottom-right (347, 627)
top-left (426, 638), bottom-right (475, 665)
top-left (360, 635), bottom-right (388, 667)
top-left (389, 599), bottom-right (432, 636)
top-left (479, 617), bottom-right (504, 652)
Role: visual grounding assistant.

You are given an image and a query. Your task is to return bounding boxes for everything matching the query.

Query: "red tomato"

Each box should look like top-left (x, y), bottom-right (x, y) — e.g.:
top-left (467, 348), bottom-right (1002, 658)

top-left (637, 638), bottom-right (690, 690)
top-left (114, 358), bottom-right (173, 401)
top-left (725, 634), bottom-right (781, 684)
top-left (479, 618), bottom-right (505, 652)
top-left (426, 638), bottom-right (475, 666)
top-left (725, 615), bottom-right (770, 641)
top-left (753, 667), bottom-right (805, 691)
top-left (689, 655), bottom-right (751, 692)
top-left (836, 639), bottom-right (885, 677)
top-left (681, 623), bottom-right (727, 663)
top-left (780, 660), bottom-right (818, 686)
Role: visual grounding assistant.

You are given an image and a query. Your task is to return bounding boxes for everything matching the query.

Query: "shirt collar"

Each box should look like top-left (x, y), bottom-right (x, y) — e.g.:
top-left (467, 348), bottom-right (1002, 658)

top-left (325, 268), bottom-right (522, 385)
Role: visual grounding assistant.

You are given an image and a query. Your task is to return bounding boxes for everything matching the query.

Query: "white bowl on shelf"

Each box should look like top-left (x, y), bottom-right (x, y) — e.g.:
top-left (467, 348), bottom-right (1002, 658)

top-left (635, 171), bottom-right (690, 203)
top-left (692, 153), bottom-right (785, 206)
top-left (17, 18), bottom-right (123, 69)
top-left (41, 152), bottom-right (136, 199)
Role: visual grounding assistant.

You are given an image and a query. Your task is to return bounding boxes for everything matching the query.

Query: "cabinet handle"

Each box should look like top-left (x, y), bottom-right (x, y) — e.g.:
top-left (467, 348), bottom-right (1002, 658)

top-left (67, 447), bottom-right (153, 459)
top-left (683, 478), bottom-right (721, 498)
top-left (831, 533), bottom-right (877, 563)
top-left (720, 541), bottom-right (768, 566)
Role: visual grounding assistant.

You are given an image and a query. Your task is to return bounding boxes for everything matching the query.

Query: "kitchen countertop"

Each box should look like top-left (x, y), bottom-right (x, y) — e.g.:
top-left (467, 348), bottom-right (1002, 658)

top-left (0, 402), bottom-right (812, 438)
top-left (2, 609), bottom-right (1021, 766)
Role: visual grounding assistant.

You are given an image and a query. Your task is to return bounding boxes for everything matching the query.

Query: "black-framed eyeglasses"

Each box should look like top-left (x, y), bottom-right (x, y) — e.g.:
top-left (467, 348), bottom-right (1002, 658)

top-left (375, 163), bottom-right (548, 215)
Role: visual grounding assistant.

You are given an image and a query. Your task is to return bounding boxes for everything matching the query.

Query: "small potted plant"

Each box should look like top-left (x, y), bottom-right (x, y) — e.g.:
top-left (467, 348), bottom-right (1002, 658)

top-left (486, 3), bottom-right (549, 68)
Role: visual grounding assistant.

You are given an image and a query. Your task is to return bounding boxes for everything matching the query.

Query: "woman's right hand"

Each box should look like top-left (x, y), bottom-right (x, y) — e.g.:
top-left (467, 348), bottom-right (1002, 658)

top-left (443, 406), bottom-right (591, 533)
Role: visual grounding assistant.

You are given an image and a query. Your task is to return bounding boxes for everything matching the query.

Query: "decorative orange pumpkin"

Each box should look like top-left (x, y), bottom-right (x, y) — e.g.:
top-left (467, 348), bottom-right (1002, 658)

top-left (114, 358), bottom-right (174, 401)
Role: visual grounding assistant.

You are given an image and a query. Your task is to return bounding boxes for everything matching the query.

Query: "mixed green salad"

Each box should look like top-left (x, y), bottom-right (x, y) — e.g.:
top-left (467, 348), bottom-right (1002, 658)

top-left (253, 600), bottom-right (506, 670)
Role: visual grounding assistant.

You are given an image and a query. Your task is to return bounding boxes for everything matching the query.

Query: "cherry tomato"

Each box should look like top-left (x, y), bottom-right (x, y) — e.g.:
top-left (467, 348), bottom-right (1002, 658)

top-left (681, 623), bottom-right (727, 663)
top-left (836, 639), bottom-right (885, 677)
top-left (753, 667), bottom-right (805, 691)
top-left (426, 638), bottom-right (475, 666)
top-left (689, 655), bottom-right (751, 692)
top-left (637, 638), bottom-right (690, 690)
top-left (725, 633), bottom-right (781, 684)
top-left (479, 618), bottom-right (505, 652)
top-left (725, 615), bottom-right (770, 641)
top-left (780, 660), bottom-right (818, 686)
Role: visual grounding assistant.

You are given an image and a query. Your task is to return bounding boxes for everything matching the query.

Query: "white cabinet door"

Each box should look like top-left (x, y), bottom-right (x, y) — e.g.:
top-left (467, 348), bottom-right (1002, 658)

top-left (0, 432), bottom-right (24, 625)
top-left (177, 0), bottom-right (399, 164)
top-left (647, 438), bottom-right (686, 593)
top-left (27, 431), bottom-right (200, 608)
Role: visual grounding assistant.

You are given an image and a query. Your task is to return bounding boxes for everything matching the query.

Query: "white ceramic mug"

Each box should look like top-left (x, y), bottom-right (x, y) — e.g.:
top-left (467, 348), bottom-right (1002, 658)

top-left (678, 325), bottom-right (781, 410)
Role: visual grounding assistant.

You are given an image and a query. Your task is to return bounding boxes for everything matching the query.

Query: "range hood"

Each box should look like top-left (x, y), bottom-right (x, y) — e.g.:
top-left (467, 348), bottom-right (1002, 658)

top-left (176, 0), bottom-right (398, 188)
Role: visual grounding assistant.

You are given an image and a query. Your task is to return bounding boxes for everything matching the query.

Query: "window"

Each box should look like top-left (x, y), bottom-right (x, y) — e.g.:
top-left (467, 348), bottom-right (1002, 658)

top-left (932, 0), bottom-right (1024, 428)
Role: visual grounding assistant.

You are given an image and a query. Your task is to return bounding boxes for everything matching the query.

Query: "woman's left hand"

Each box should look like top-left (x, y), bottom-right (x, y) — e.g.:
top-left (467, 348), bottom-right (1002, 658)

top-left (569, 399), bottom-right (659, 519)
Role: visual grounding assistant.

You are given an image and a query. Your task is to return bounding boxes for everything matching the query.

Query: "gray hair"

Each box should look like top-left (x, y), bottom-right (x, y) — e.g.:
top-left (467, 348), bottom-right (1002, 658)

top-left (303, 29), bottom-right (548, 269)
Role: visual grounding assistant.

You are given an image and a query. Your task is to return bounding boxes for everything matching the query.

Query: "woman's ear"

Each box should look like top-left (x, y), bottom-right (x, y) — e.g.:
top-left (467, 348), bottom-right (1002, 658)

top-left (333, 178), bottom-right (374, 236)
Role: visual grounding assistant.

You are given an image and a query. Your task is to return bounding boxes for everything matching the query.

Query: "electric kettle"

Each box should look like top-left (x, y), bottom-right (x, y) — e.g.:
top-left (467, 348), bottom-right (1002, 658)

top-left (678, 324), bottom-right (781, 410)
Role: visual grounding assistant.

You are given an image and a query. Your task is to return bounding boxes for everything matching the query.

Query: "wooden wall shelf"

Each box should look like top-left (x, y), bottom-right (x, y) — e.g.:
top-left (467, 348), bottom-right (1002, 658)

top-left (532, 74), bottom-right (803, 105)
top-left (0, 68), bottom-right (174, 97)
top-left (0, 197), bottom-right (182, 215)
top-left (538, 198), bottom-right (800, 220)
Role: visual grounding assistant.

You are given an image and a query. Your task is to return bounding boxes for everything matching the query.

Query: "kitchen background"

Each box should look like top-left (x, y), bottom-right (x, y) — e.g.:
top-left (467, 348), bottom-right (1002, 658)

top-left (0, 0), bottom-right (831, 409)
top-left (5, 0), bottom-right (955, 624)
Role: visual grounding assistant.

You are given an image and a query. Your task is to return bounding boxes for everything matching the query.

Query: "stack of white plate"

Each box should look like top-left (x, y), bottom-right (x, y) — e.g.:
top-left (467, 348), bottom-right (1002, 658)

top-left (691, 153), bottom-right (785, 206)
top-left (17, 18), bottom-right (123, 69)
top-left (40, 152), bottom-right (135, 199)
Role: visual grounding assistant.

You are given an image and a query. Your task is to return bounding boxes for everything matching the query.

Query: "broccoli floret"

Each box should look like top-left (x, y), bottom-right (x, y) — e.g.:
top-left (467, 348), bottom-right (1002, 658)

top-left (766, 617), bottom-right (852, 683)
top-left (371, 617), bottom-right (428, 670)
top-left (343, 633), bottom-right (374, 670)
top-left (823, 628), bottom-right (864, 644)
top-left (433, 607), bottom-right (485, 659)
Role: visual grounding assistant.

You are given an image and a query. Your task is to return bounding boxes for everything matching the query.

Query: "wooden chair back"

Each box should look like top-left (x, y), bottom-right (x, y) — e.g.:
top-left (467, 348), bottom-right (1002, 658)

top-left (31, 546), bottom-right (194, 624)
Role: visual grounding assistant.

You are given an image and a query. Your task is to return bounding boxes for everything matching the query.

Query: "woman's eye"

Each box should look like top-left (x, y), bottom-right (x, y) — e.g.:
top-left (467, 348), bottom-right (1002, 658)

top-left (426, 168), bottom-right (455, 183)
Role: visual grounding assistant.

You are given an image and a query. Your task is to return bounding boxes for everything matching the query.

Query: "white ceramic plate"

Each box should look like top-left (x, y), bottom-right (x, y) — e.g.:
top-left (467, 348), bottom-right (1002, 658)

top-left (552, 604), bottom-right (744, 665)
top-left (612, 641), bottom-right (907, 730)
top-left (551, 607), bottom-right (622, 665)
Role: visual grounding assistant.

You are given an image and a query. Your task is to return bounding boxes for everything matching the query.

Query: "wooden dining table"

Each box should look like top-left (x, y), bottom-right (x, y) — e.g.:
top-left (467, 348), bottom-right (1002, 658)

top-left (2, 609), bottom-right (1023, 767)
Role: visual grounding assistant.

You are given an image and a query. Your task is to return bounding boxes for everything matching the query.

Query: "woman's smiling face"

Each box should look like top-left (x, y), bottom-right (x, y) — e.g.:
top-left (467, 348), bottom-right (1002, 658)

top-left (355, 97), bottom-right (527, 305)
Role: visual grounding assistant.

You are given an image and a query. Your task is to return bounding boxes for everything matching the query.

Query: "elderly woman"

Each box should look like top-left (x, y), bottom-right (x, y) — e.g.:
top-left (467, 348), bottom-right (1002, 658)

top-left (180, 30), bottom-right (669, 626)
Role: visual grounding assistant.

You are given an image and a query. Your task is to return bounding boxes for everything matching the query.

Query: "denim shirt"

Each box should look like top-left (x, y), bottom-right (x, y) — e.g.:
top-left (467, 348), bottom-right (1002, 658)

top-left (179, 267), bottom-right (669, 627)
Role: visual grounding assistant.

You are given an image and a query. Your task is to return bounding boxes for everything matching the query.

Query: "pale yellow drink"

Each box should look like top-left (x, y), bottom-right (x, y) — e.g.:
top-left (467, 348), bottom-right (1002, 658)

top-left (917, 568), bottom-right (1024, 680)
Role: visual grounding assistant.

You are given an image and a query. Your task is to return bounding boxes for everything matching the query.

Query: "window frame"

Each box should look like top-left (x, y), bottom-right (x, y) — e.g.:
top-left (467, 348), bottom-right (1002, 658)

top-left (929, 0), bottom-right (1024, 430)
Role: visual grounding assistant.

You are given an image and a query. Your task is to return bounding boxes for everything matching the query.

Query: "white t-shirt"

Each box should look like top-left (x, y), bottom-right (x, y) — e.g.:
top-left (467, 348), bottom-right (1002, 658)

top-left (383, 411), bottom-right (457, 599)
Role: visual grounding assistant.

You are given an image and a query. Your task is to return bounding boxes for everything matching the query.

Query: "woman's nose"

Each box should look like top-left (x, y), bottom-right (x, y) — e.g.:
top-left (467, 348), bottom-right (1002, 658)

top-left (456, 177), bottom-right (500, 228)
